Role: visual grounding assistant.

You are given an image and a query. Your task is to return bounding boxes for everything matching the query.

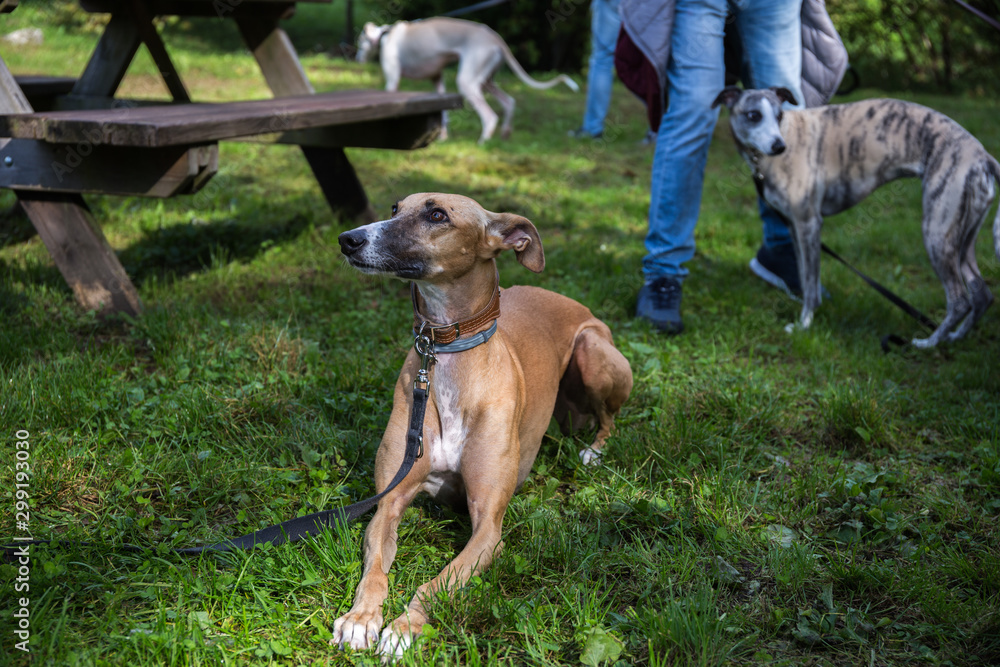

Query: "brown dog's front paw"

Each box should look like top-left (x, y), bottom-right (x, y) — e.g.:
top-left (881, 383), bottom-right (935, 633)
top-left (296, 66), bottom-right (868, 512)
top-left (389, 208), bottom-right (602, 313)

top-left (377, 611), bottom-right (429, 660)
top-left (579, 447), bottom-right (602, 466)
top-left (331, 609), bottom-right (384, 650)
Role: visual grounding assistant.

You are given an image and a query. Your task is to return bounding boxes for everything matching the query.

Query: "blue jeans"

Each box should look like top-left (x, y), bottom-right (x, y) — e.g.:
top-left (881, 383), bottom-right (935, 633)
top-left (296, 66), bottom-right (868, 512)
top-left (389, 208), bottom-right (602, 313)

top-left (581, 0), bottom-right (622, 136)
top-left (643, 0), bottom-right (803, 280)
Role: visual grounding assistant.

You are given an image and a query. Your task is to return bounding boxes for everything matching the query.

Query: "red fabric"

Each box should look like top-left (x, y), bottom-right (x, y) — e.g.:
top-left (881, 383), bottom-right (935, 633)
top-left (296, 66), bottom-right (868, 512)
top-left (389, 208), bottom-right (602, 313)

top-left (614, 27), bottom-right (663, 132)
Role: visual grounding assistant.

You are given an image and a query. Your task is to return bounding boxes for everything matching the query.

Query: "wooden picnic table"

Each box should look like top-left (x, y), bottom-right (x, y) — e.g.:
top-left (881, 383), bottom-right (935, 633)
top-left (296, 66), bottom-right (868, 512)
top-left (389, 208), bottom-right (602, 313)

top-left (0, 0), bottom-right (462, 316)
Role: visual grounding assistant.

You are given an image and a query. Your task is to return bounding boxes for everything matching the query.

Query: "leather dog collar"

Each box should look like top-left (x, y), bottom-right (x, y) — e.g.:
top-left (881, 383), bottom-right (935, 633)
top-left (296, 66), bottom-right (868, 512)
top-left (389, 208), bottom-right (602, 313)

top-left (411, 272), bottom-right (501, 346)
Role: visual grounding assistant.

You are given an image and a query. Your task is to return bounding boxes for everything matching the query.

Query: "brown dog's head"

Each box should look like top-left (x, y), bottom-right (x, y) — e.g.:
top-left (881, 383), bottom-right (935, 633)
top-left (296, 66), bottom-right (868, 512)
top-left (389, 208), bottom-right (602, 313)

top-left (338, 193), bottom-right (544, 283)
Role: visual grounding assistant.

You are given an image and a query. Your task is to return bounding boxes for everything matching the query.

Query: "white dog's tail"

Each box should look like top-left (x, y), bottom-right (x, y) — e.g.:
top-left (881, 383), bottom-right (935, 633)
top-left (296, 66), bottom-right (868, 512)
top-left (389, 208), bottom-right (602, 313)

top-left (498, 39), bottom-right (579, 92)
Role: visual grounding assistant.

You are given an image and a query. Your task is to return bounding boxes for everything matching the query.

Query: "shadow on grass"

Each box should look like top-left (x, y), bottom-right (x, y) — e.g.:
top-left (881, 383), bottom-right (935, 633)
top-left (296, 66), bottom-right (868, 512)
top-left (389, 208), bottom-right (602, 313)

top-left (158, 17), bottom-right (256, 54)
top-left (119, 212), bottom-right (313, 286)
top-left (158, 5), bottom-right (351, 56)
top-left (0, 203), bottom-right (59, 328)
top-left (0, 195), bottom-right (323, 330)
top-left (0, 266), bottom-right (33, 324)
top-left (0, 202), bottom-right (38, 249)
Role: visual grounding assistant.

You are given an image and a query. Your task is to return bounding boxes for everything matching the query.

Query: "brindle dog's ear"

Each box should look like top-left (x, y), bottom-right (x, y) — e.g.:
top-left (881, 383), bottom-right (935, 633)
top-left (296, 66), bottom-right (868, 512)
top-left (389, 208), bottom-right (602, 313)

top-left (488, 213), bottom-right (545, 273)
top-left (712, 86), bottom-right (743, 110)
top-left (773, 87), bottom-right (798, 106)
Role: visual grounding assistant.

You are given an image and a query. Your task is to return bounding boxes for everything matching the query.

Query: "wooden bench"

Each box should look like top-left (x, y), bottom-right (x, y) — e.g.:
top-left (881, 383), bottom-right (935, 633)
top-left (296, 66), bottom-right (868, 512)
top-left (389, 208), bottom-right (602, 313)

top-left (14, 74), bottom-right (76, 99)
top-left (0, 0), bottom-right (463, 318)
top-left (12, 75), bottom-right (77, 110)
top-left (1, 89), bottom-right (460, 146)
top-left (0, 90), bottom-right (463, 196)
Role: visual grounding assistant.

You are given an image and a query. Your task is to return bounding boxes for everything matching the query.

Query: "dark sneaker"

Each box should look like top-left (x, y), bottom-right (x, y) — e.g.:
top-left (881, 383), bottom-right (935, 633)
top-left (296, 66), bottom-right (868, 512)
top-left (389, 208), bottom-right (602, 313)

top-left (637, 276), bottom-right (684, 334)
top-left (568, 127), bottom-right (602, 139)
top-left (750, 243), bottom-right (802, 298)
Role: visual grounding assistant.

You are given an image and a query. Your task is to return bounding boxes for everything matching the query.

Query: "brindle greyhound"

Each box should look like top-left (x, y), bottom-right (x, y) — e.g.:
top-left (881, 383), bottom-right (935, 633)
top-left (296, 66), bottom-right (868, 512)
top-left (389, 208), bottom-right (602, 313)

top-left (333, 193), bottom-right (632, 658)
top-left (714, 86), bottom-right (1000, 348)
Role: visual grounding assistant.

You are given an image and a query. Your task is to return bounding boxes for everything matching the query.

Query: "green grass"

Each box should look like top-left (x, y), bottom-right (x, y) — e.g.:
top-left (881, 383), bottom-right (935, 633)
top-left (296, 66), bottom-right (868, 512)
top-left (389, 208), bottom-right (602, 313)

top-left (2, 5), bottom-right (1000, 666)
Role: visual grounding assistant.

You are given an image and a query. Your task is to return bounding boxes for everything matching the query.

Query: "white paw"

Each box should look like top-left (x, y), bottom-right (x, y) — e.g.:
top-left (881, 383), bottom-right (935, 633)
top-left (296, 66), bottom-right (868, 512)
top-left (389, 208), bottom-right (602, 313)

top-left (785, 315), bottom-right (813, 334)
top-left (331, 614), bottom-right (381, 650)
top-left (377, 627), bottom-right (412, 660)
top-left (579, 447), bottom-right (602, 466)
top-left (911, 336), bottom-right (935, 349)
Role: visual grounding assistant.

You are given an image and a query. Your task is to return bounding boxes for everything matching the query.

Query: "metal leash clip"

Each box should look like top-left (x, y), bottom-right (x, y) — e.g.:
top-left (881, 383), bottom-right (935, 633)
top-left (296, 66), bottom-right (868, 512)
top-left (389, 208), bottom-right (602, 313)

top-left (411, 323), bottom-right (435, 460)
top-left (413, 323), bottom-right (436, 393)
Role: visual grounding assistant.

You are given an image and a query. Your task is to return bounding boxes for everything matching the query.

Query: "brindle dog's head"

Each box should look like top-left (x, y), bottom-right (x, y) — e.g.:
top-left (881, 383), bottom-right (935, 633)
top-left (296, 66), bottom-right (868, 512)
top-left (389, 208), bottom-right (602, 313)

top-left (712, 86), bottom-right (798, 156)
top-left (338, 193), bottom-right (544, 283)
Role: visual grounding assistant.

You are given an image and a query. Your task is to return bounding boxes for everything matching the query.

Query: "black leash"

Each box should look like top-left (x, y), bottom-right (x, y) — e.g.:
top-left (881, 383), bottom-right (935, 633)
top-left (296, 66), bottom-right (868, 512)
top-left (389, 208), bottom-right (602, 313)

top-left (3, 335), bottom-right (434, 561)
top-left (754, 175), bottom-right (938, 350)
top-left (441, 0), bottom-right (510, 18)
top-left (820, 242), bottom-right (938, 352)
top-left (949, 0), bottom-right (1000, 33)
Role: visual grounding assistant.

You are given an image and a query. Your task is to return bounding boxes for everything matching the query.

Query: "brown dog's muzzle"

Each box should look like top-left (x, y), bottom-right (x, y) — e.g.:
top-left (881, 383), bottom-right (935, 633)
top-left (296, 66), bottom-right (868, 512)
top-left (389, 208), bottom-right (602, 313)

top-left (338, 223), bottom-right (429, 279)
top-left (338, 228), bottom-right (368, 257)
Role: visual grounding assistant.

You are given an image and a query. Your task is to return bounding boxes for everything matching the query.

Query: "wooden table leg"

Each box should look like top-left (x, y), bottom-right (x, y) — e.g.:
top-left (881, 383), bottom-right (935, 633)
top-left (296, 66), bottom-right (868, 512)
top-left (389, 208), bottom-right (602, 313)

top-left (235, 12), bottom-right (378, 223)
top-left (18, 193), bottom-right (142, 316)
top-left (71, 12), bottom-right (141, 98)
top-left (126, 0), bottom-right (190, 102)
top-left (300, 146), bottom-right (374, 221)
top-left (0, 53), bottom-right (143, 317)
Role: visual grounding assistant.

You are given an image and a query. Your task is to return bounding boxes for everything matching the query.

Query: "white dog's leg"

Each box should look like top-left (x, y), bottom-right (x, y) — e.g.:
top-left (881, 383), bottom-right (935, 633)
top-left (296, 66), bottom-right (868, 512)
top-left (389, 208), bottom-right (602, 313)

top-left (458, 77), bottom-right (498, 143)
top-left (483, 79), bottom-right (515, 140)
top-left (456, 50), bottom-right (502, 143)
top-left (380, 42), bottom-right (402, 92)
top-left (433, 75), bottom-right (449, 140)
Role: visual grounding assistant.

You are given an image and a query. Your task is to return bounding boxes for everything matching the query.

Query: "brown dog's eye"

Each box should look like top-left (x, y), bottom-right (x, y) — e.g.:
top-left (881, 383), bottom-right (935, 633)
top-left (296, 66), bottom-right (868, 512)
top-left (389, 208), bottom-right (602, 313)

top-left (429, 210), bottom-right (448, 223)
top-left (391, 203), bottom-right (398, 216)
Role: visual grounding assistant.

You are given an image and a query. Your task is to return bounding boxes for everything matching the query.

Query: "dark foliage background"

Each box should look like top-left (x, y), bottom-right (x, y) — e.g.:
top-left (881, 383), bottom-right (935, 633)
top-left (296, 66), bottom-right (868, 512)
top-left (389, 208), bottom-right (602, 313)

top-left (356, 0), bottom-right (1000, 93)
top-left (13, 0), bottom-right (1000, 92)
top-left (359, 0), bottom-right (591, 72)
top-left (825, 0), bottom-right (998, 94)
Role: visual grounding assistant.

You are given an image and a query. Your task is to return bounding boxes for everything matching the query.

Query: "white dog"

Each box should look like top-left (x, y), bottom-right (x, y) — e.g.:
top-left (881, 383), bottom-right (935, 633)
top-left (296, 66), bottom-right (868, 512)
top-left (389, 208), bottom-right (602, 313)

top-left (356, 17), bottom-right (579, 143)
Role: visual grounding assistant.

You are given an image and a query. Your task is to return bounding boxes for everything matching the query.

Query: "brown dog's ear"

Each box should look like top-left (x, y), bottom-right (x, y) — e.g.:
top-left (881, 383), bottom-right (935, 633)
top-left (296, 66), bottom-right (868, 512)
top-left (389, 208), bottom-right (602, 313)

top-left (487, 213), bottom-right (545, 273)
top-left (711, 86), bottom-right (743, 110)
top-left (773, 87), bottom-right (798, 106)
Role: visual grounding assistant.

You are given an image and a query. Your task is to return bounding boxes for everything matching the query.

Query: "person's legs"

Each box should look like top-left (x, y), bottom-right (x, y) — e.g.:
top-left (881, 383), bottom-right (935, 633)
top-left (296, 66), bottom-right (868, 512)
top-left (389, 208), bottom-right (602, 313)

top-left (637, 0), bottom-right (727, 332)
top-left (642, 0), bottom-right (728, 280)
top-left (737, 0), bottom-right (802, 249)
top-left (734, 0), bottom-right (811, 294)
top-left (580, 0), bottom-right (622, 136)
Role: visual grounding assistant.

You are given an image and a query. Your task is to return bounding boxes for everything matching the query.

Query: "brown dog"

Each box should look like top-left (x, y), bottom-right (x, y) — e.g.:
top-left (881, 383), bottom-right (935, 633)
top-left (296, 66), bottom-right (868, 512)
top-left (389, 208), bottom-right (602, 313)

top-left (333, 193), bottom-right (633, 658)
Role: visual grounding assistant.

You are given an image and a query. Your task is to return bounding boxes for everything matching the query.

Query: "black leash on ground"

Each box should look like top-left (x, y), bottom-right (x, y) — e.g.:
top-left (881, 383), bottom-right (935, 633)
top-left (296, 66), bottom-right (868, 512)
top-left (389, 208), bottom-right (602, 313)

top-left (820, 242), bottom-right (938, 353)
top-left (759, 182), bottom-right (938, 352)
top-left (3, 340), bottom-right (433, 562)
